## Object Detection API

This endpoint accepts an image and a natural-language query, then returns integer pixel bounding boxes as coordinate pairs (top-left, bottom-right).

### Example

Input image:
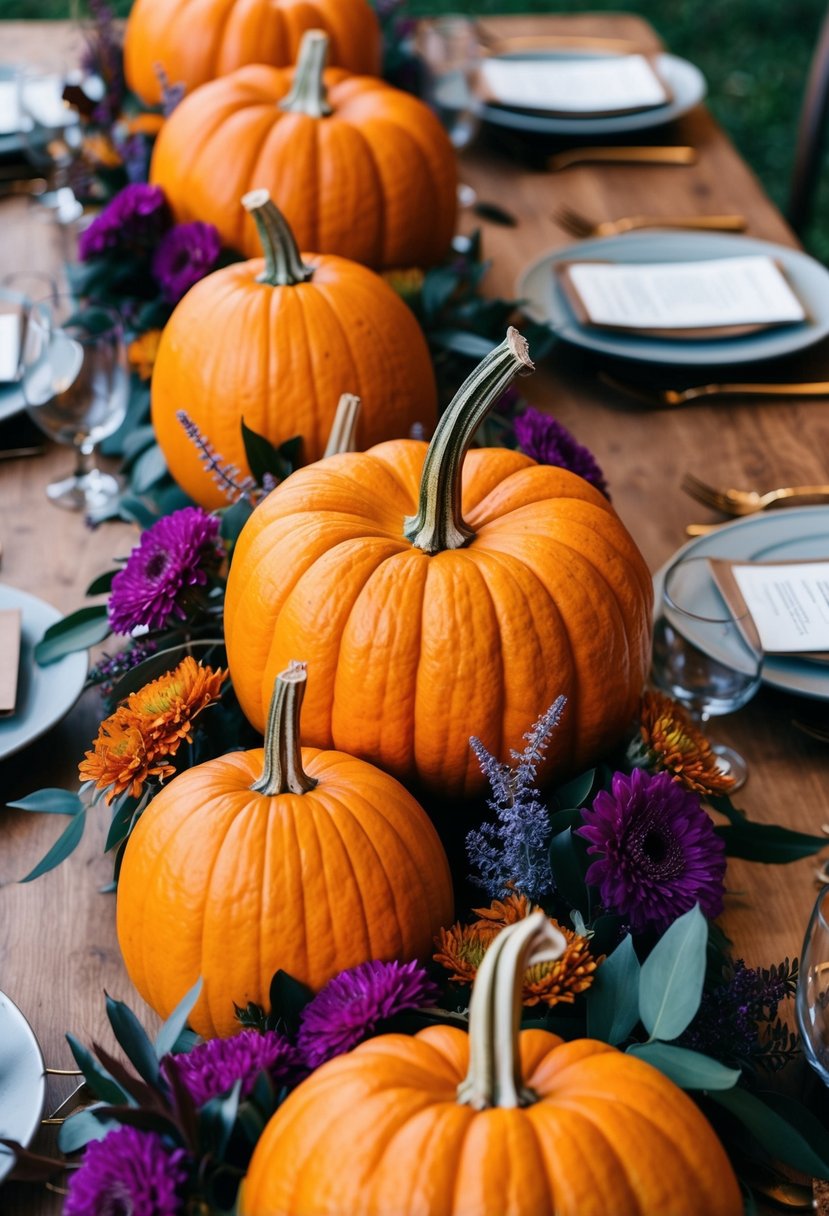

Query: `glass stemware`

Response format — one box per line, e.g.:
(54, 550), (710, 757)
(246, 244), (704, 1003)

(20, 296), (128, 512)
(797, 887), (829, 1086)
(416, 16), (482, 208)
(15, 65), (84, 226)
(651, 553), (763, 789)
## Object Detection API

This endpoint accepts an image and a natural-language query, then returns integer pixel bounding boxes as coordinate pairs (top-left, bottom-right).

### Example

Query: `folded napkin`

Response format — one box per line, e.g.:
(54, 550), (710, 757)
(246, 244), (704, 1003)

(0, 609), (21, 717)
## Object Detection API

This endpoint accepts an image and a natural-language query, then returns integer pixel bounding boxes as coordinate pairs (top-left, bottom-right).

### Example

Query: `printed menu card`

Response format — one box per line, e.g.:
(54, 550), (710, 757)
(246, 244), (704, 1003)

(710, 559), (829, 658)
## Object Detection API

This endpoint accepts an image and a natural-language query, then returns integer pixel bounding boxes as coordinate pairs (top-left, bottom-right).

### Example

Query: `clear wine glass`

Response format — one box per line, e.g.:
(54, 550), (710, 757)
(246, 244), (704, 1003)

(651, 553), (763, 790)
(416, 16), (482, 208)
(797, 887), (829, 1086)
(16, 65), (84, 226)
(20, 296), (128, 512)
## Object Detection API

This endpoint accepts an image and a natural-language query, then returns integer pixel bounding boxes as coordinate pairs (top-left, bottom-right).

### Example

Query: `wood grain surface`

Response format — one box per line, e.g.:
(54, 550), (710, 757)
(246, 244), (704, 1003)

(0, 15), (827, 1213)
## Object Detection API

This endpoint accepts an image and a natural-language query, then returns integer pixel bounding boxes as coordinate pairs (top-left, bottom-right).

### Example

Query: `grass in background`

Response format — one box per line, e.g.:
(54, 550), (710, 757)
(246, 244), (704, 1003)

(3, 0), (827, 256)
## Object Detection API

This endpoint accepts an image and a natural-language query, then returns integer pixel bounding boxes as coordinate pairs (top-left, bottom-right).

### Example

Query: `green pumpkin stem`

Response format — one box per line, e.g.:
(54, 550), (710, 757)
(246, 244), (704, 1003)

(279, 29), (333, 118)
(323, 393), (362, 458)
(242, 190), (314, 287)
(404, 328), (534, 554)
(251, 661), (318, 796)
(457, 912), (566, 1110)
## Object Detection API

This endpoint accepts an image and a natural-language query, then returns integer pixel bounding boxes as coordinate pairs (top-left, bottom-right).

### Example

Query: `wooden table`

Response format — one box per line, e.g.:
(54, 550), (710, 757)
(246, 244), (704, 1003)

(0, 14), (827, 1213)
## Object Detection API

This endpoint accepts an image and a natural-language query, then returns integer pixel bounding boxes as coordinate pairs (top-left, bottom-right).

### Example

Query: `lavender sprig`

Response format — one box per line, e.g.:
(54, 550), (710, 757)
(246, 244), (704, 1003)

(177, 411), (259, 504)
(681, 958), (799, 1073)
(466, 696), (567, 901)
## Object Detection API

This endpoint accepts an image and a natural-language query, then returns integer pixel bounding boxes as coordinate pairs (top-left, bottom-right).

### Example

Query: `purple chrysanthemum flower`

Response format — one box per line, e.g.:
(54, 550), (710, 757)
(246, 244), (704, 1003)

(165, 1029), (304, 1107)
(78, 183), (170, 261)
(513, 407), (610, 497)
(108, 507), (222, 635)
(576, 768), (726, 933)
(64, 1125), (189, 1216)
(297, 959), (439, 1070)
(152, 222), (222, 305)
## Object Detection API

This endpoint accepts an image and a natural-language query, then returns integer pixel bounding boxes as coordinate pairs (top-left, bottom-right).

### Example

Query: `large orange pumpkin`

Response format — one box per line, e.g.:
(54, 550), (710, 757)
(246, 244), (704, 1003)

(224, 329), (653, 798)
(151, 191), (437, 510)
(150, 30), (457, 270)
(116, 662), (454, 1038)
(124, 0), (381, 107)
(240, 913), (742, 1216)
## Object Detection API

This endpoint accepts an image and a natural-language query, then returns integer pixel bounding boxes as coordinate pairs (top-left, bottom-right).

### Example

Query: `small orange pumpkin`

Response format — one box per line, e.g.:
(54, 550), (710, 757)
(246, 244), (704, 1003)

(116, 662), (454, 1038)
(151, 191), (437, 510)
(124, 0), (381, 107)
(240, 913), (742, 1216)
(224, 329), (653, 798)
(150, 30), (457, 270)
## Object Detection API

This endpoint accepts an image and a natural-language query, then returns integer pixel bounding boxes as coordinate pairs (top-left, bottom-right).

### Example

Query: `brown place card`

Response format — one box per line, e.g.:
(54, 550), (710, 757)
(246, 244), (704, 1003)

(0, 608), (21, 716)
(709, 558), (829, 662)
(474, 51), (673, 119)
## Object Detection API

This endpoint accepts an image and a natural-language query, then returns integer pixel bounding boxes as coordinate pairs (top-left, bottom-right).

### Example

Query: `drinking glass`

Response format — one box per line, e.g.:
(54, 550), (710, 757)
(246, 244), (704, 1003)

(651, 553), (763, 789)
(20, 296), (128, 512)
(797, 887), (829, 1086)
(16, 65), (83, 225)
(416, 16), (482, 208)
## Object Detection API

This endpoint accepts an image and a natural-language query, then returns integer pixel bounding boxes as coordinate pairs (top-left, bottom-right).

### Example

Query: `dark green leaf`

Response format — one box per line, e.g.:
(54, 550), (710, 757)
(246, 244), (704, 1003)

(35, 606), (110, 665)
(86, 570), (118, 596)
(429, 328), (495, 359)
(106, 641), (225, 704)
(105, 994), (160, 1086)
(553, 768), (596, 810)
(7, 789), (83, 815)
(221, 498), (254, 548)
(66, 1034), (132, 1106)
(118, 495), (161, 530)
(121, 425), (158, 467)
(268, 970), (314, 1036)
(20, 811), (87, 882)
(58, 1105), (119, 1153)
(711, 1088), (829, 1179)
(639, 904), (707, 1041)
(421, 265), (461, 319)
(104, 796), (141, 853)
(155, 978), (203, 1059)
(241, 419), (291, 483)
(276, 435), (303, 470)
(548, 827), (590, 913)
(199, 1080), (242, 1158)
(716, 820), (826, 863)
(131, 444), (168, 494)
(586, 934), (640, 1045)
(627, 1042), (740, 1090)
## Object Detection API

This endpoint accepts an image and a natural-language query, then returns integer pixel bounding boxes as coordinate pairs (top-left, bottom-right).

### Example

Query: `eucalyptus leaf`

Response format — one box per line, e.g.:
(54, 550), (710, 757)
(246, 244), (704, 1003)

(58, 1106), (119, 1153)
(35, 606), (110, 665)
(711, 1088), (829, 1179)
(200, 1080), (242, 1158)
(421, 265), (460, 320)
(20, 811), (87, 882)
(221, 499), (254, 548)
(626, 1042), (740, 1090)
(586, 935), (640, 1045)
(131, 444), (168, 495)
(7, 789), (84, 815)
(66, 1034), (132, 1106)
(155, 978), (204, 1060)
(105, 993), (160, 1087)
(85, 570), (117, 597)
(118, 495), (161, 529)
(548, 827), (590, 913)
(121, 425), (158, 467)
(639, 904), (707, 1041)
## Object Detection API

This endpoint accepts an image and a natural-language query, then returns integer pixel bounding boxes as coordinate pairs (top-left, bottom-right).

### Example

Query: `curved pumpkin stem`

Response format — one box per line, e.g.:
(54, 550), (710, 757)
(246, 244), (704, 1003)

(404, 328), (534, 554)
(242, 190), (314, 288)
(279, 30), (334, 119)
(323, 393), (362, 458)
(457, 911), (566, 1110)
(251, 661), (318, 796)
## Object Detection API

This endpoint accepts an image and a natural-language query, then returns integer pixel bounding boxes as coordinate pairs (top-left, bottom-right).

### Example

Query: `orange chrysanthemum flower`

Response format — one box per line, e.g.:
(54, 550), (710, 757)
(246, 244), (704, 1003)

(434, 892), (600, 1007)
(79, 658), (225, 802)
(381, 267), (425, 302)
(127, 329), (164, 381)
(631, 690), (735, 796)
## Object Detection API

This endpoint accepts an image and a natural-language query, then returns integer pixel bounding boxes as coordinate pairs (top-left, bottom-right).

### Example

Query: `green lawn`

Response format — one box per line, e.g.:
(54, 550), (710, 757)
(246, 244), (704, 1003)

(4, 0), (827, 256)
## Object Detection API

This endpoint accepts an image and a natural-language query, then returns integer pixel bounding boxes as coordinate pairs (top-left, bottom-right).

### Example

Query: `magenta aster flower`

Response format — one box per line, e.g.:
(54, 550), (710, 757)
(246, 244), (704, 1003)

(165, 1029), (304, 1107)
(78, 183), (170, 260)
(576, 768), (726, 933)
(152, 222), (222, 304)
(64, 1126), (189, 1216)
(297, 959), (439, 1070)
(513, 407), (609, 497)
(108, 507), (222, 635)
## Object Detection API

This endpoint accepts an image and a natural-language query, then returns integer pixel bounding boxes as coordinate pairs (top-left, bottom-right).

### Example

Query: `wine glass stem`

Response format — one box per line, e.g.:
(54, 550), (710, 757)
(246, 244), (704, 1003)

(75, 441), (93, 478)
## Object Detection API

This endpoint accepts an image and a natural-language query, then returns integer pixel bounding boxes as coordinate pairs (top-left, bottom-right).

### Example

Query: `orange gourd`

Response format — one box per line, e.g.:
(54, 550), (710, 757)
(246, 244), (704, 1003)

(240, 912), (742, 1216)
(151, 191), (437, 510)
(224, 329), (653, 798)
(150, 31), (457, 270)
(116, 662), (454, 1039)
(124, 0), (381, 107)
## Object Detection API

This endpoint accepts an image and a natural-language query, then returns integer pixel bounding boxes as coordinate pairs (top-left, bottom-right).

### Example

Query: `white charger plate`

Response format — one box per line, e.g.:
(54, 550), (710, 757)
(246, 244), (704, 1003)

(0, 584), (87, 761)
(518, 230), (829, 367)
(0, 990), (46, 1185)
(653, 507), (829, 700)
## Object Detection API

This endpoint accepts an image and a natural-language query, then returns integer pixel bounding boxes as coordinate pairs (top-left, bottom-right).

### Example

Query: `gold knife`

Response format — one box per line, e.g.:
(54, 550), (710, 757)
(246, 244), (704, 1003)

(548, 146), (697, 171)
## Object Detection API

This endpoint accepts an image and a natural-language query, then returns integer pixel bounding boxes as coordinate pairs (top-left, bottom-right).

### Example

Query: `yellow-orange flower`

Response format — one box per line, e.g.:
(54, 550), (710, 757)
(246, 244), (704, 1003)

(633, 690), (735, 795)
(128, 329), (164, 381)
(435, 892), (600, 1007)
(79, 658), (225, 802)
(381, 267), (425, 302)
(83, 132), (123, 168)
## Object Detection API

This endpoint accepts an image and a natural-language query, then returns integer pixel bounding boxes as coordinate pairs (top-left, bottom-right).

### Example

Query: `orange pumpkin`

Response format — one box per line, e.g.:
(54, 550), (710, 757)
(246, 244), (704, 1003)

(116, 662), (454, 1038)
(224, 329), (653, 798)
(124, 0), (381, 107)
(240, 913), (742, 1216)
(150, 30), (457, 270)
(151, 191), (437, 510)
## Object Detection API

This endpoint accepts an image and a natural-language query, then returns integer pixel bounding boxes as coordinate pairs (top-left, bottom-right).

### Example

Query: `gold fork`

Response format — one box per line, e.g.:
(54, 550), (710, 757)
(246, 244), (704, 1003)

(547, 145), (697, 172)
(553, 205), (747, 238)
(599, 372), (829, 407)
(681, 471), (829, 516)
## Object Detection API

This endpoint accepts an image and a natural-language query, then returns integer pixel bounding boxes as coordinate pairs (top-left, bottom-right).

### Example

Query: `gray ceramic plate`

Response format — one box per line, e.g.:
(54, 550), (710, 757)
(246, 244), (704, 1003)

(0, 584), (87, 760)
(518, 230), (829, 366)
(652, 507), (829, 700)
(472, 51), (706, 136)
(0, 991), (46, 1186)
